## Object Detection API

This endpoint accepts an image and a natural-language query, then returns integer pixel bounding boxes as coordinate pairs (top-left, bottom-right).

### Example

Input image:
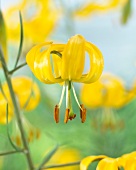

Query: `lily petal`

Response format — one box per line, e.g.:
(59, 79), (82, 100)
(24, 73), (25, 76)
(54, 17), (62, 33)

(97, 157), (119, 170)
(61, 35), (85, 80)
(80, 155), (106, 170)
(77, 42), (104, 83)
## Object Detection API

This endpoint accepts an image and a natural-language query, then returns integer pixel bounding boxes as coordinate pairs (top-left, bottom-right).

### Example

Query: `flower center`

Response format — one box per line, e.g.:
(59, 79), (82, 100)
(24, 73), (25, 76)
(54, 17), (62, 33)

(54, 80), (86, 123)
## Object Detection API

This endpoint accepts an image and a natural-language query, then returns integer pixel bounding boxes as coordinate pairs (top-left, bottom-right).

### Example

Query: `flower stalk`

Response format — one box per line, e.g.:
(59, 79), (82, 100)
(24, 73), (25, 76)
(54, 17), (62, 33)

(0, 47), (34, 170)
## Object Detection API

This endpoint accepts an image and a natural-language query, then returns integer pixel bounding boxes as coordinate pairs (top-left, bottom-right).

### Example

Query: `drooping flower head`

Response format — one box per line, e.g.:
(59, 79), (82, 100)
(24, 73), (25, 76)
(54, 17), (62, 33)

(26, 34), (104, 123)
(80, 73), (135, 130)
(4, 0), (58, 45)
(80, 151), (136, 170)
(81, 73), (135, 109)
(0, 76), (41, 145)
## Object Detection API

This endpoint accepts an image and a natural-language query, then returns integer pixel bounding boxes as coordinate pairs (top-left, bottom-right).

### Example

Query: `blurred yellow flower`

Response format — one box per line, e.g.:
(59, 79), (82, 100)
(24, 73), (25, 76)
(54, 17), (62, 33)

(75, 0), (129, 17)
(0, 76), (40, 124)
(80, 151), (136, 170)
(81, 73), (135, 109)
(4, 0), (58, 45)
(47, 148), (80, 170)
(26, 34), (104, 123)
(80, 73), (135, 130)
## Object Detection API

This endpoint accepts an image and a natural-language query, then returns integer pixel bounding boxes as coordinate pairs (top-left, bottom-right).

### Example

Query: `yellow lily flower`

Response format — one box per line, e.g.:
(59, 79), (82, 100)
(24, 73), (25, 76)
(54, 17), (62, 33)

(80, 151), (136, 170)
(0, 76), (40, 124)
(81, 73), (135, 109)
(0, 76), (41, 145)
(26, 34), (104, 123)
(80, 73), (135, 130)
(75, 0), (129, 17)
(4, 0), (58, 44)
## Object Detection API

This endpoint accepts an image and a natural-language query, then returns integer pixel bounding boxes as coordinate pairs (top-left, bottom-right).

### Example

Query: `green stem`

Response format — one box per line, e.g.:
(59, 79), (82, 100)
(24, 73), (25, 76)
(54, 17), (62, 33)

(9, 62), (27, 75)
(0, 150), (24, 156)
(0, 48), (34, 170)
(36, 145), (58, 170)
(42, 161), (80, 169)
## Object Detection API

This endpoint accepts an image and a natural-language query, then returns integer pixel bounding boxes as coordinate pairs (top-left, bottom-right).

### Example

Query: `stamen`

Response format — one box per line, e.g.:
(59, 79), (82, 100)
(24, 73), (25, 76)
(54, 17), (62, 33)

(64, 109), (70, 123)
(58, 85), (66, 108)
(54, 105), (59, 123)
(71, 83), (83, 111)
(65, 81), (71, 109)
(80, 104), (86, 123)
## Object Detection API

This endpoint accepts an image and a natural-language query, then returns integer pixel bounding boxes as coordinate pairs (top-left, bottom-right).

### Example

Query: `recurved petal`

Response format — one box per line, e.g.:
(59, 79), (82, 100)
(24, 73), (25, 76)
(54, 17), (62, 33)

(39, 45), (64, 83)
(80, 155), (106, 170)
(97, 158), (119, 170)
(77, 42), (104, 83)
(26, 42), (54, 84)
(26, 42), (52, 73)
(61, 34), (85, 80)
(50, 44), (65, 78)
(33, 48), (54, 84)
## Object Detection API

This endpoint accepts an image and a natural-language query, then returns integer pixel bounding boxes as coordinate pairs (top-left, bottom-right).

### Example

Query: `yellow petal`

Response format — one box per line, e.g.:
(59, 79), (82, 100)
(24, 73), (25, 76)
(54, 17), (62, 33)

(77, 42), (104, 83)
(75, 0), (127, 17)
(80, 155), (106, 170)
(61, 34), (85, 80)
(51, 44), (65, 78)
(1, 76), (40, 113)
(5, 0), (58, 44)
(117, 151), (136, 168)
(11, 76), (40, 111)
(97, 157), (119, 170)
(26, 42), (54, 83)
(125, 157), (136, 170)
(37, 44), (64, 83)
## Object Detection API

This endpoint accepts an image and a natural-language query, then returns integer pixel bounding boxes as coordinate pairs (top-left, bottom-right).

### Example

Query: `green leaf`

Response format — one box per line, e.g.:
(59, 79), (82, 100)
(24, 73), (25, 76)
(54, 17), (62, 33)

(121, 0), (132, 24)
(0, 9), (7, 61)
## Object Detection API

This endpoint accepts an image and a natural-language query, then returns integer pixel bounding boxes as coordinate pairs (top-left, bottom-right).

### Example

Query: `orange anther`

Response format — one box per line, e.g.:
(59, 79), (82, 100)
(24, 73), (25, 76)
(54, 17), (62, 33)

(64, 109), (70, 123)
(54, 105), (59, 123)
(80, 104), (86, 123)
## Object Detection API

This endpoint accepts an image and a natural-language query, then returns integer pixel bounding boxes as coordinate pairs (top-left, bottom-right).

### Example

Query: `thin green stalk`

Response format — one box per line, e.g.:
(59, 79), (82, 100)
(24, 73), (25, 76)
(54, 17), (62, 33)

(14, 11), (23, 68)
(9, 62), (27, 75)
(42, 161), (80, 169)
(0, 48), (34, 170)
(0, 150), (24, 156)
